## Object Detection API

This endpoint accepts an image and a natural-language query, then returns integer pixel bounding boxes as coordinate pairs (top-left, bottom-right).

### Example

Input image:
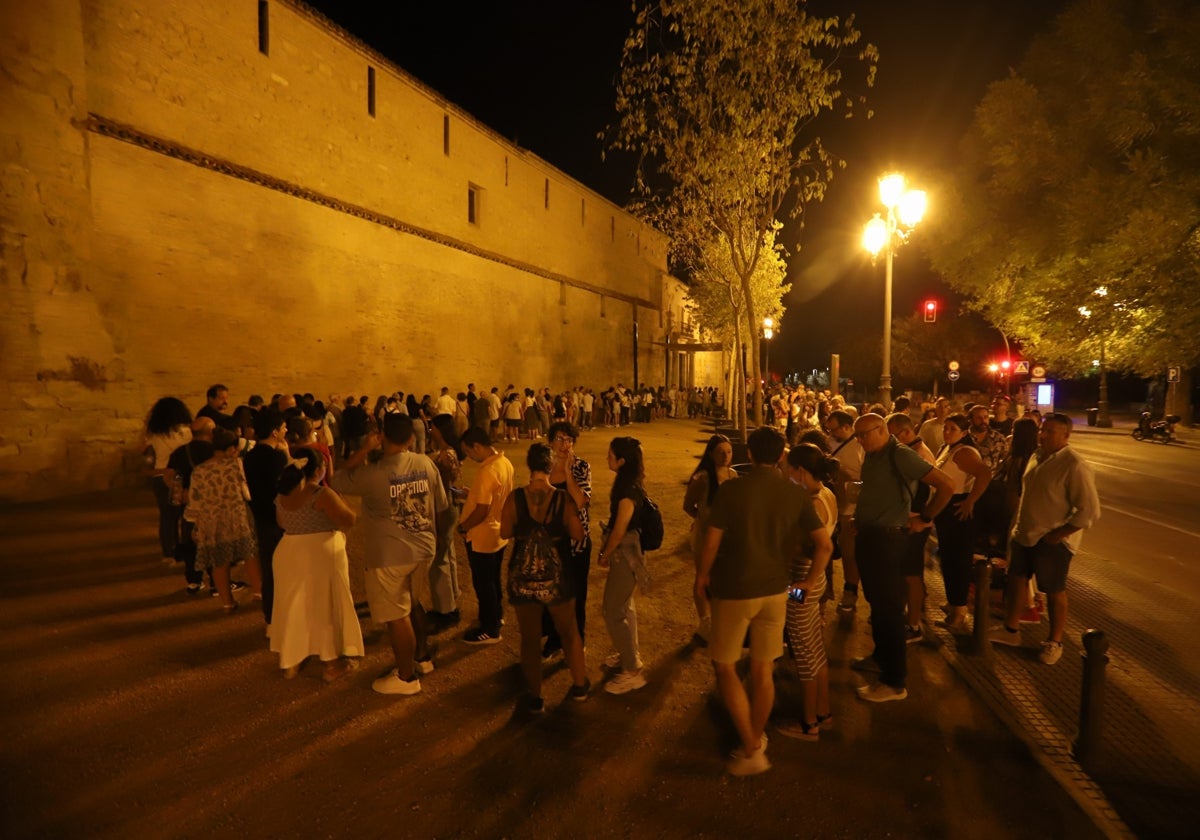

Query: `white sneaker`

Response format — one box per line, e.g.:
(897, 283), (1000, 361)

(603, 651), (644, 670)
(604, 669), (647, 695)
(1038, 640), (1063, 665)
(856, 681), (908, 703)
(415, 658), (435, 675)
(372, 669), (421, 695)
(727, 733), (771, 776)
(988, 625), (1023, 648)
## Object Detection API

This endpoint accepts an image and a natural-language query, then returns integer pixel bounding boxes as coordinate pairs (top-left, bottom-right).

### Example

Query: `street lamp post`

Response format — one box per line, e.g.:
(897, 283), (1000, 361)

(1079, 286), (1112, 428)
(762, 316), (774, 386)
(863, 173), (926, 409)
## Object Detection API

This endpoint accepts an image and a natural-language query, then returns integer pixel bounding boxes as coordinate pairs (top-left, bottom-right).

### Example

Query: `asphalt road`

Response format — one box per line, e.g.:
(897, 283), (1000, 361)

(1068, 432), (1200, 595)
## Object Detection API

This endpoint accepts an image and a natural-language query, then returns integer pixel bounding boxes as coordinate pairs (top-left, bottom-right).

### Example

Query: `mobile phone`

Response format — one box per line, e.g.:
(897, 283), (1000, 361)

(788, 587), (807, 604)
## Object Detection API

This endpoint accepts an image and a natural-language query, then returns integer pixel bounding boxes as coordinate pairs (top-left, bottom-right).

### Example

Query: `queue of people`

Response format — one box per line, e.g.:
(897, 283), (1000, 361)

(143, 383), (1097, 776)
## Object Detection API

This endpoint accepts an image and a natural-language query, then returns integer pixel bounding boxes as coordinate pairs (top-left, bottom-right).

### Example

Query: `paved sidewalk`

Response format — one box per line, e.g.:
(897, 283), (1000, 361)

(921, 554), (1200, 840)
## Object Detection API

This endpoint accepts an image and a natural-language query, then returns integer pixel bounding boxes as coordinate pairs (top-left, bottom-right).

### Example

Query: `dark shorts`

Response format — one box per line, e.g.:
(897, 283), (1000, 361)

(1009, 539), (1072, 593)
(901, 528), (929, 577)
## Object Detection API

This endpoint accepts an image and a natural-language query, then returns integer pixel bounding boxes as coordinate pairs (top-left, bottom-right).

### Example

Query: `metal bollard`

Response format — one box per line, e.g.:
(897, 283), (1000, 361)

(1073, 629), (1110, 763)
(972, 558), (992, 656)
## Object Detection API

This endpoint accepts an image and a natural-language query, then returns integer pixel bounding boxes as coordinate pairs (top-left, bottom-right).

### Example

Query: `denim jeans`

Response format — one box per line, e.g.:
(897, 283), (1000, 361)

(429, 506), (461, 614)
(602, 533), (643, 670)
(152, 477), (181, 559)
(855, 525), (909, 688)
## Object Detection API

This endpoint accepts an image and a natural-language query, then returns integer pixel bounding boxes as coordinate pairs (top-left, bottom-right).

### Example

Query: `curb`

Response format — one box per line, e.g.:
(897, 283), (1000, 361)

(933, 635), (1135, 840)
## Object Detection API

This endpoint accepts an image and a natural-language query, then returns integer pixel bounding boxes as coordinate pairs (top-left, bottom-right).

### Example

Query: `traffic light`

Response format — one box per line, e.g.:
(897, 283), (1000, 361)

(1000, 359), (1011, 373)
(923, 300), (937, 323)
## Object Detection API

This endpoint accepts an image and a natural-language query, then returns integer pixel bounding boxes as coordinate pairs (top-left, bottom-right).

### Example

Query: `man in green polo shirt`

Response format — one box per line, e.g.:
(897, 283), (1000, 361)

(852, 414), (954, 702)
(695, 426), (832, 776)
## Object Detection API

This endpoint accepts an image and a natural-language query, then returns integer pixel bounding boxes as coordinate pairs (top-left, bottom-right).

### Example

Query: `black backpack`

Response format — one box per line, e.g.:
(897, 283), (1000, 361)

(637, 494), (664, 552)
(509, 489), (565, 604)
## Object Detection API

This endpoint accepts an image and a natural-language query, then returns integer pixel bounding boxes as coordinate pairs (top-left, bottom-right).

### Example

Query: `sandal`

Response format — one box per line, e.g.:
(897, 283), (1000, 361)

(322, 658), (360, 684)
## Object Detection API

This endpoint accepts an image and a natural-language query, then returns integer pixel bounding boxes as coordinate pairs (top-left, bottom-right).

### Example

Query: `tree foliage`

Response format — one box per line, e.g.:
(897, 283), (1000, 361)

(924, 0), (1200, 377)
(608, 0), (877, 427)
(686, 227), (789, 430)
(891, 313), (996, 392)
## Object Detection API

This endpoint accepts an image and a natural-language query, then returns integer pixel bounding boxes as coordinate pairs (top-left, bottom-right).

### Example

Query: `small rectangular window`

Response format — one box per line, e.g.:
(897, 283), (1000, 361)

(610, 216), (615, 242)
(367, 66), (376, 117)
(443, 115), (450, 156)
(468, 183), (481, 225)
(258, 1), (269, 56)
(504, 156), (509, 186)
(544, 178), (549, 209)
(581, 198), (586, 225)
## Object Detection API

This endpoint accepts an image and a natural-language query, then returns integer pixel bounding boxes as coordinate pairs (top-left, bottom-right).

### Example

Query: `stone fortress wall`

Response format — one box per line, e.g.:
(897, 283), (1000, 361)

(0, 0), (723, 502)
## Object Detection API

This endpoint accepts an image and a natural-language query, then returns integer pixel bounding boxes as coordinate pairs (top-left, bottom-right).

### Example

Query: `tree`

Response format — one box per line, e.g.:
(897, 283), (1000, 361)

(924, 0), (1200, 380)
(891, 312), (995, 394)
(686, 227), (789, 433)
(608, 0), (876, 430)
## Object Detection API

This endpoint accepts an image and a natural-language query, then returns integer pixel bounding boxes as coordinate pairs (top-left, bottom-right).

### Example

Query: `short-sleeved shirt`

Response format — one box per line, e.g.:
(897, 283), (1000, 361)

(167, 440), (215, 490)
(464, 452), (514, 553)
(856, 437), (933, 528)
(707, 466), (824, 600)
(1012, 445), (1100, 553)
(331, 450), (448, 568)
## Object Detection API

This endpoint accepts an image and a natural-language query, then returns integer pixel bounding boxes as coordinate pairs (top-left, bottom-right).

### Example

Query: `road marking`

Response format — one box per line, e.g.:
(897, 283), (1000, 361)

(1082, 455), (1198, 488)
(1104, 503), (1200, 540)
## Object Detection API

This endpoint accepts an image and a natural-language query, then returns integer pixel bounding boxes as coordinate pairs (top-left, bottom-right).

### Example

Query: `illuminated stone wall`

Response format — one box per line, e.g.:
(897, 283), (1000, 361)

(0, 0), (675, 502)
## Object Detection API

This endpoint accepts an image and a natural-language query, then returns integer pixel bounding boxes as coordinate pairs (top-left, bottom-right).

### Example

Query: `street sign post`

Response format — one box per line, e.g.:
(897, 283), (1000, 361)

(1015, 360), (1030, 374)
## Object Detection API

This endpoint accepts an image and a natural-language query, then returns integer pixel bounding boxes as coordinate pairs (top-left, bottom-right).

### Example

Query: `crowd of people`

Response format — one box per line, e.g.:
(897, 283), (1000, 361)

(143, 380), (1098, 776)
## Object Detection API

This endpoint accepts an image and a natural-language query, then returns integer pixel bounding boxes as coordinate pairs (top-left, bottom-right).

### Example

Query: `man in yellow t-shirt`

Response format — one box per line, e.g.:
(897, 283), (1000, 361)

(457, 426), (514, 644)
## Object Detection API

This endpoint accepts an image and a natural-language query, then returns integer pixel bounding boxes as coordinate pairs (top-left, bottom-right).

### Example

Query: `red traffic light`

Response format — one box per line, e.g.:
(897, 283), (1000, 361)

(1000, 359), (1011, 371)
(923, 300), (937, 323)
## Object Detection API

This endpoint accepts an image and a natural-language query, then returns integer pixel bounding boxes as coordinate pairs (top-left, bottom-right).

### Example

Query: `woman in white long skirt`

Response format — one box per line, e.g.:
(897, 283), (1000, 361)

(271, 450), (363, 681)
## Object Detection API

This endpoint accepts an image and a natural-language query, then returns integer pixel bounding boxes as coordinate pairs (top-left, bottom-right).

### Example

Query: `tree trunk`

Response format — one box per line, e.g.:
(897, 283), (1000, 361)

(737, 270), (763, 428)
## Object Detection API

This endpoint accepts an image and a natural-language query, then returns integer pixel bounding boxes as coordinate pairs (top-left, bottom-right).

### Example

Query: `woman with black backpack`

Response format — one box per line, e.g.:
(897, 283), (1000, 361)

(596, 436), (650, 695)
(500, 443), (590, 713)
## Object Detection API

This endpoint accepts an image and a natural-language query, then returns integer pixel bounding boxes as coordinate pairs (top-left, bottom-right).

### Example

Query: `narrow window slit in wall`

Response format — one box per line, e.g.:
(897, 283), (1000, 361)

(544, 178), (549, 209)
(504, 156), (509, 186)
(581, 198), (586, 225)
(610, 216), (615, 242)
(443, 115), (450, 156)
(367, 66), (376, 117)
(258, 1), (269, 56)
(600, 295), (607, 319)
(468, 183), (481, 225)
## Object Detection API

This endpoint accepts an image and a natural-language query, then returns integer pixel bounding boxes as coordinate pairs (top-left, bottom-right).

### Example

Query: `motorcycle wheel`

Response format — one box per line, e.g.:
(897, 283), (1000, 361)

(1132, 429), (1144, 440)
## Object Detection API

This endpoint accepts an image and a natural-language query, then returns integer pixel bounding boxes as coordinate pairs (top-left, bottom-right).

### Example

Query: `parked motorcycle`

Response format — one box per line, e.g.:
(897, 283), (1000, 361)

(1132, 412), (1180, 443)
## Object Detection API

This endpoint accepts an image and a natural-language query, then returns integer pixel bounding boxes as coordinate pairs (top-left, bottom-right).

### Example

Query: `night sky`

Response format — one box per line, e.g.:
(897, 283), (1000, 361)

(308, 0), (1070, 376)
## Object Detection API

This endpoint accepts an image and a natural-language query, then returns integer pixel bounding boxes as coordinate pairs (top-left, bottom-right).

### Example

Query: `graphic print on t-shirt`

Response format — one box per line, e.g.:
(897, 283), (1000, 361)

(389, 470), (433, 533)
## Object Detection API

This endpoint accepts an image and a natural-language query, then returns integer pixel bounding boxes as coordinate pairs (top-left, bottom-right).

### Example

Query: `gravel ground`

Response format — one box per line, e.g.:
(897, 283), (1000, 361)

(0, 417), (1102, 839)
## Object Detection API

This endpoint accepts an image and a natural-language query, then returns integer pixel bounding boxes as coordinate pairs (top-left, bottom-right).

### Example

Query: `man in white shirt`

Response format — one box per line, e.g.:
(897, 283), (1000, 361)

(989, 413), (1100, 664)
(434, 387), (456, 418)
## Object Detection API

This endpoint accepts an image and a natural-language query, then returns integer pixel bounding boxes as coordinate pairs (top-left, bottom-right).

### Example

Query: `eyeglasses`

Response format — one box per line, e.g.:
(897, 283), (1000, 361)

(553, 435), (574, 444)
